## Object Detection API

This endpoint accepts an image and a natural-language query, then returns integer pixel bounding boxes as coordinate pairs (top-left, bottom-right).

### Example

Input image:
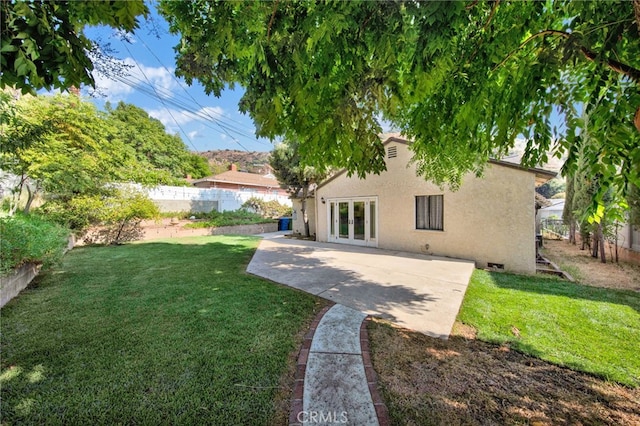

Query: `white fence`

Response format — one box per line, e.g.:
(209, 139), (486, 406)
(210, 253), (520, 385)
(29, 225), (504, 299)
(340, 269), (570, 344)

(133, 184), (291, 213)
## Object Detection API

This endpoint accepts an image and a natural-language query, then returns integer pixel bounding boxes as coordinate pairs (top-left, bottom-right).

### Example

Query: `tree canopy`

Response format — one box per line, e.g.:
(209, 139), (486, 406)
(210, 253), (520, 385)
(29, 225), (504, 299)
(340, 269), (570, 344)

(106, 102), (210, 180)
(1, 0), (148, 94)
(0, 93), (205, 226)
(1, 94), (203, 190)
(270, 142), (326, 199)
(159, 0), (640, 211)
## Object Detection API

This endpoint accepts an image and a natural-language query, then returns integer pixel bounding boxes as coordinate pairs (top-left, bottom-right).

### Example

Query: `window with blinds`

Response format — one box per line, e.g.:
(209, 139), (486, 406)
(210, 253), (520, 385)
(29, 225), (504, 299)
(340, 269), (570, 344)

(415, 195), (444, 231)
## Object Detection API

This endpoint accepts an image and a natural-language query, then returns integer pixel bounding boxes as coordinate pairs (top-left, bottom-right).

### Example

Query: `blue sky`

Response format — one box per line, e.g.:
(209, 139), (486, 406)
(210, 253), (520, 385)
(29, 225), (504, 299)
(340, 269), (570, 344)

(82, 5), (274, 153)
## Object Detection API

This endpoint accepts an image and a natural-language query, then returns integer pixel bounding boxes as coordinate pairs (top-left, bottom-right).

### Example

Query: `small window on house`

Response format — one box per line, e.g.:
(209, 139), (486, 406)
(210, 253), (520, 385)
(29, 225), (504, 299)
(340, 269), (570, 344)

(387, 145), (397, 158)
(416, 195), (444, 231)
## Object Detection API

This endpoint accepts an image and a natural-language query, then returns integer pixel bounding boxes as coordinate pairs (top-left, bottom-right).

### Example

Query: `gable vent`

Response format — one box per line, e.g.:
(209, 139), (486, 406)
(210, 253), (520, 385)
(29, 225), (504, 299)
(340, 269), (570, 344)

(387, 145), (397, 158)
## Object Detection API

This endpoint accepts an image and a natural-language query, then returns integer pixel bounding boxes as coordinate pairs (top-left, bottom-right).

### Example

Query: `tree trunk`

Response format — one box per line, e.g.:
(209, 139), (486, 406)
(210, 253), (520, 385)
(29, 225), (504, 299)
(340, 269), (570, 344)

(569, 221), (576, 244)
(592, 228), (599, 258)
(598, 223), (606, 263)
(114, 220), (128, 245)
(23, 184), (35, 214)
(615, 222), (618, 263)
(580, 228), (590, 251)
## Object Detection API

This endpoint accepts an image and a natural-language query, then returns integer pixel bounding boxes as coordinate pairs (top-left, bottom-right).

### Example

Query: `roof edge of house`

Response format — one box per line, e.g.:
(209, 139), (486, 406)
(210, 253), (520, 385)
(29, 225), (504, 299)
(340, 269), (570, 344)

(316, 135), (557, 190)
(488, 159), (557, 183)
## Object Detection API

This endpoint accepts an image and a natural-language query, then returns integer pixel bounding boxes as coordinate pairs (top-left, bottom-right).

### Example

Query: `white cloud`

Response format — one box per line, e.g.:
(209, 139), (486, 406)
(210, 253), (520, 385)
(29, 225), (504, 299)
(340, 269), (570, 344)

(89, 57), (178, 102)
(187, 130), (200, 139)
(89, 72), (134, 101)
(199, 106), (224, 120)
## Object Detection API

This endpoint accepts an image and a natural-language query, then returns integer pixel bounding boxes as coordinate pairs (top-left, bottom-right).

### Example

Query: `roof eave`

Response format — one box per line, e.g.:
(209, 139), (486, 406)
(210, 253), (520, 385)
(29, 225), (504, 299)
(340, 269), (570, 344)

(488, 159), (557, 185)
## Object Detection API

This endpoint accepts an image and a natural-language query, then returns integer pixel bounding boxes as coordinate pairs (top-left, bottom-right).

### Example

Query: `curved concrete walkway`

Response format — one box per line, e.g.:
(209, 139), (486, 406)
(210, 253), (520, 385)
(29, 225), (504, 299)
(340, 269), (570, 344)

(248, 233), (475, 425)
(290, 304), (389, 426)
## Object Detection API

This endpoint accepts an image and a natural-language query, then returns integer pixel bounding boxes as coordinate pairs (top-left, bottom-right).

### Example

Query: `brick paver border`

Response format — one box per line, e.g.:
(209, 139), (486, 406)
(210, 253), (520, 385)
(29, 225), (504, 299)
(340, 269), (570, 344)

(289, 305), (390, 426)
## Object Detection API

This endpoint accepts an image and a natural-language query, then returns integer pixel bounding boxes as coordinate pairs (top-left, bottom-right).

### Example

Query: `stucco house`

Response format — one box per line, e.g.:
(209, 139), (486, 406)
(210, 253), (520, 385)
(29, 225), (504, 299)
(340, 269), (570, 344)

(291, 136), (556, 274)
(192, 164), (288, 196)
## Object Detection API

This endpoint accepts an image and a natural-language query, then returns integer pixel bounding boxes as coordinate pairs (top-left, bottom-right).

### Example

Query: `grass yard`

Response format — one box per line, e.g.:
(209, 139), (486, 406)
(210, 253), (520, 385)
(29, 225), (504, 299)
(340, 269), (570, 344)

(0, 235), (323, 425)
(369, 270), (640, 425)
(458, 270), (640, 387)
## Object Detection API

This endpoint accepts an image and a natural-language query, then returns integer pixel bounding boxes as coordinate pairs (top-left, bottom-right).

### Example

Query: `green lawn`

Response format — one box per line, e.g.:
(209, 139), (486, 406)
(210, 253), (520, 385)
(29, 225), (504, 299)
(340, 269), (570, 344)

(458, 270), (640, 387)
(0, 235), (321, 424)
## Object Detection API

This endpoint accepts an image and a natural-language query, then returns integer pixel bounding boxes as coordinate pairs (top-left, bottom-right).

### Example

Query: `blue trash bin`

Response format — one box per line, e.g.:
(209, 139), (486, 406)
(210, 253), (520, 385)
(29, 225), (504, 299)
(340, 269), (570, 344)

(278, 217), (292, 231)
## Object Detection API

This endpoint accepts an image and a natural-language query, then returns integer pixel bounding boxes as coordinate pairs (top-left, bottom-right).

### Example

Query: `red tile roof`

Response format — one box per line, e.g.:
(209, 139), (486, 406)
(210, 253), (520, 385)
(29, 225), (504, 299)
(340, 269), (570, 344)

(192, 170), (281, 188)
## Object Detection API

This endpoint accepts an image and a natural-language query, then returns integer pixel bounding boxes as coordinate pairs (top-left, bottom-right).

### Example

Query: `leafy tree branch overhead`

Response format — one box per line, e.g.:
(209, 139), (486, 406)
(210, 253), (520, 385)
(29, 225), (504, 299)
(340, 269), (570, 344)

(1, 0), (148, 94)
(159, 0), (640, 208)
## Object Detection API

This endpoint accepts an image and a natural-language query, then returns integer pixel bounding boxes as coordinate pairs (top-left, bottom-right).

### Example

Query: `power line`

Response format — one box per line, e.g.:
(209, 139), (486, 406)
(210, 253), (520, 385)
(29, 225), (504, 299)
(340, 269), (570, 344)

(134, 33), (260, 133)
(120, 41), (201, 152)
(116, 34), (269, 152)
(113, 69), (258, 140)
(108, 72), (255, 151)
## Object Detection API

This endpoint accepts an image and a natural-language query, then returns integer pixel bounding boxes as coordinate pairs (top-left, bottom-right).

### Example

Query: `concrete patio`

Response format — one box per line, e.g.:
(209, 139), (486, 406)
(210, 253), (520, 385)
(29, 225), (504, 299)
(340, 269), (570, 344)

(247, 233), (475, 338)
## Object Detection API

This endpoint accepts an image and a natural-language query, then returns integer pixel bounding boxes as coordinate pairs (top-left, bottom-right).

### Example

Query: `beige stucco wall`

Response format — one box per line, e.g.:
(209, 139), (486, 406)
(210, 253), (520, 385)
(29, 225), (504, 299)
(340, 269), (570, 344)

(292, 198), (317, 236)
(315, 141), (537, 274)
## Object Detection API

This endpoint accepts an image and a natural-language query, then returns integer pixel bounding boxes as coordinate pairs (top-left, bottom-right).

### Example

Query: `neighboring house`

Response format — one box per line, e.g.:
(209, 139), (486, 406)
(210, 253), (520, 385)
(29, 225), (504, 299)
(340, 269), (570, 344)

(538, 199), (565, 221)
(616, 222), (640, 263)
(293, 136), (556, 274)
(192, 164), (288, 196)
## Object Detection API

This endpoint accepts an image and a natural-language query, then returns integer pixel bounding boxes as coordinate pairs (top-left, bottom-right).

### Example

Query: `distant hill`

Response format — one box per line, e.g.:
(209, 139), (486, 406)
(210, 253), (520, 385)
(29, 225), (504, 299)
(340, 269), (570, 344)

(497, 138), (564, 173)
(196, 150), (272, 175)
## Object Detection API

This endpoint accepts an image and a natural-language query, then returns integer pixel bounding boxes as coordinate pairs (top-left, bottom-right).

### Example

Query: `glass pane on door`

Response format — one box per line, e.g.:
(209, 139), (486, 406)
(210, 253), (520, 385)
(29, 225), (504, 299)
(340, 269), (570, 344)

(353, 201), (365, 240)
(330, 202), (335, 237)
(339, 202), (349, 238)
(369, 200), (376, 239)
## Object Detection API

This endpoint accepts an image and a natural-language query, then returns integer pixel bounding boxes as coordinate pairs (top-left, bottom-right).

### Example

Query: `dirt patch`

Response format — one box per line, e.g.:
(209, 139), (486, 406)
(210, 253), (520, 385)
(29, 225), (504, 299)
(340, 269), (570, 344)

(541, 240), (640, 292)
(368, 318), (640, 426)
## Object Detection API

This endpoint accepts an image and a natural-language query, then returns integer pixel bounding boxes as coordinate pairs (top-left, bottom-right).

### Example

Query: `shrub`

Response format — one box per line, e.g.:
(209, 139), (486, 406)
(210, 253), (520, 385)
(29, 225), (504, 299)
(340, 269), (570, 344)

(0, 214), (69, 275)
(40, 188), (160, 245)
(39, 195), (106, 231)
(241, 197), (292, 218)
(184, 209), (275, 229)
(82, 189), (160, 245)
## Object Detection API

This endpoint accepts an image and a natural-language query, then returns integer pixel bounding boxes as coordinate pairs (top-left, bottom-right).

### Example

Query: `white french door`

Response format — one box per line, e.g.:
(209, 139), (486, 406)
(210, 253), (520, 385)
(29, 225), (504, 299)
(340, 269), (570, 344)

(327, 197), (377, 247)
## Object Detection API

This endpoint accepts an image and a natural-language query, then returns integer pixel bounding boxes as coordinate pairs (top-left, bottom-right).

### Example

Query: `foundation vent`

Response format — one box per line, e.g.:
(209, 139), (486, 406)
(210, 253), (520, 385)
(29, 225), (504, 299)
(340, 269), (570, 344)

(487, 262), (505, 271)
